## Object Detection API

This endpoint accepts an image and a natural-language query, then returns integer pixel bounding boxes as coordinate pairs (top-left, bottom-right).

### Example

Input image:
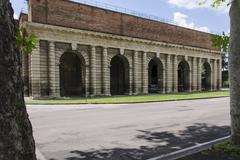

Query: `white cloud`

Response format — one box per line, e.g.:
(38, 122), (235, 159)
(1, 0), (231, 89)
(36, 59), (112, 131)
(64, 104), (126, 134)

(168, 0), (229, 12)
(169, 0), (203, 9)
(14, 13), (19, 19)
(173, 12), (210, 32)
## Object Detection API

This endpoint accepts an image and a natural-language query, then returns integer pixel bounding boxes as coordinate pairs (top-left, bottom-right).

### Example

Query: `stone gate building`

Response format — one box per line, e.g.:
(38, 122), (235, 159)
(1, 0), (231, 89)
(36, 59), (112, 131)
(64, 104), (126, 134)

(20, 0), (222, 99)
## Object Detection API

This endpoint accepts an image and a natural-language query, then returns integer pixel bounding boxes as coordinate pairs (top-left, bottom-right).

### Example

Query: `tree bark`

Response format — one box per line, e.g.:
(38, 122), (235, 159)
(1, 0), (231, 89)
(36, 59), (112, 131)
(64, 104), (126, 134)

(229, 0), (240, 145)
(0, 0), (37, 159)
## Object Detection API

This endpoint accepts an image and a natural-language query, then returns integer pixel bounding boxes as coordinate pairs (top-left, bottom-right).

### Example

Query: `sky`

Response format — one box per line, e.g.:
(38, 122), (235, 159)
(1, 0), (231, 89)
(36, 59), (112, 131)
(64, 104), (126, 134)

(10, 0), (230, 35)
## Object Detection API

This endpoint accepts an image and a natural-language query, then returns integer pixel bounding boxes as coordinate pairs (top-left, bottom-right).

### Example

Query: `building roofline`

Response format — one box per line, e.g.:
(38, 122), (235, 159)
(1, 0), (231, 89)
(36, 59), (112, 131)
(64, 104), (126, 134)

(63, 0), (217, 36)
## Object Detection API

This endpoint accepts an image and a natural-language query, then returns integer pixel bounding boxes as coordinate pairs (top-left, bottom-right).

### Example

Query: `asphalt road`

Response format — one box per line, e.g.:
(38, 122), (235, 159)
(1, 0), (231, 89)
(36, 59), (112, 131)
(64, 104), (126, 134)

(27, 97), (231, 160)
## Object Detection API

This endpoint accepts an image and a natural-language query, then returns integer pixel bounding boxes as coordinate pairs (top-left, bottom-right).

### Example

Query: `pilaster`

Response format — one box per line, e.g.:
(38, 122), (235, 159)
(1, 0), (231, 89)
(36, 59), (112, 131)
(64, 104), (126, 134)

(31, 41), (41, 99)
(197, 58), (202, 91)
(133, 50), (138, 95)
(48, 41), (59, 97)
(219, 59), (222, 89)
(166, 54), (172, 93)
(162, 67), (166, 94)
(173, 55), (178, 93)
(192, 57), (198, 91)
(129, 65), (133, 95)
(102, 47), (110, 96)
(209, 59), (214, 91)
(85, 65), (90, 97)
(90, 45), (97, 96)
(214, 59), (218, 90)
(186, 56), (192, 92)
(142, 52), (148, 94)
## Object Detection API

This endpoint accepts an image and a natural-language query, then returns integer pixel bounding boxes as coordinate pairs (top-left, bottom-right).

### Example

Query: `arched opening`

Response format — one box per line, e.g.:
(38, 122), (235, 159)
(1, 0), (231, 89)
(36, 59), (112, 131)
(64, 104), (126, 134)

(178, 60), (190, 92)
(148, 58), (164, 93)
(60, 52), (85, 96)
(110, 55), (129, 95)
(202, 62), (212, 91)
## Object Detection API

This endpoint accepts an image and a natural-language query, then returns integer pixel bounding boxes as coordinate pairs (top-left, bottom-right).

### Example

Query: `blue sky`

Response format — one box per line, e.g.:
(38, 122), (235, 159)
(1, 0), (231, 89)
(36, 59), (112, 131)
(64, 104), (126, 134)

(10, 0), (229, 34)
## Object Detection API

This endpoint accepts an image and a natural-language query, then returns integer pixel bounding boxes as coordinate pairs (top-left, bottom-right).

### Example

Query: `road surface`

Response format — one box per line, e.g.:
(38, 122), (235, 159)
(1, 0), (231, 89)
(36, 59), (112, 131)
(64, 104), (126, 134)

(28, 97), (230, 160)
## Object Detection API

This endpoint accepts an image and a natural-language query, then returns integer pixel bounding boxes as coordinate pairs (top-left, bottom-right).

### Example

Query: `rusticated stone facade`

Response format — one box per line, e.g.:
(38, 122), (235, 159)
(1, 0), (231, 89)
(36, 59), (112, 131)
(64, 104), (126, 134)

(20, 0), (222, 99)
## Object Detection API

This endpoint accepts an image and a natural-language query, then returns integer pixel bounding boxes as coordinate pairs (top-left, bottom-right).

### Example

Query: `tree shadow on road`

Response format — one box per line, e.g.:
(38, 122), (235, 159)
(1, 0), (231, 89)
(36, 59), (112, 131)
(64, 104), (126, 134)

(49, 123), (230, 160)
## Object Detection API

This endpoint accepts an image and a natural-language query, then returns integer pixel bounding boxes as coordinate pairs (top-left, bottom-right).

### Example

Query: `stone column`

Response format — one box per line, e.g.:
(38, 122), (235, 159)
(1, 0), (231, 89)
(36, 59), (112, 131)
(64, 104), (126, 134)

(214, 59), (218, 90)
(90, 45), (96, 96)
(129, 65), (133, 95)
(31, 41), (41, 99)
(102, 47), (110, 96)
(133, 50), (138, 95)
(55, 49), (61, 97)
(219, 59), (222, 89)
(142, 52), (148, 94)
(166, 54), (172, 93)
(173, 55), (178, 93)
(197, 58), (202, 91)
(186, 56), (192, 92)
(192, 57), (198, 91)
(48, 41), (58, 97)
(162, 64), (166, 94)
(85, 65), (90, 97)
(209, 59), (214, 91)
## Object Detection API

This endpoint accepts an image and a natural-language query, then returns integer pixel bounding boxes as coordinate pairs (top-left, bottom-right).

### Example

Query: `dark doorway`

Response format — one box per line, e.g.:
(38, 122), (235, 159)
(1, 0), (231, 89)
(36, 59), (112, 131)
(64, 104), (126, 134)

(178, 61), (190, 92)
(202, 62), (211, 91)
(148, 58), (163, 93)
(60, 53), (84, 96)
(110, 55), (129, 95)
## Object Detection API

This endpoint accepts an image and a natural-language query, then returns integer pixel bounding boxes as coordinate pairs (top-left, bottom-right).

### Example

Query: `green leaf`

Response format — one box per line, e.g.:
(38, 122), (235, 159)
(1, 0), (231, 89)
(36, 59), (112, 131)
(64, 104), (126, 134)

(212, 32), (229, 52)
(16, 27), (38, 54)
(199, 0), (229, 8)
(211, 0), (227, 7)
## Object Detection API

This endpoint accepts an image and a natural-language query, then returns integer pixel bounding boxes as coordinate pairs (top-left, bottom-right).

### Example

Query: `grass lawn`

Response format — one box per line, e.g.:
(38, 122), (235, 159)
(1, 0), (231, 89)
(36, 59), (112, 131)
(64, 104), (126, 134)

(179, 141), (240, 160)
(25, 91), (229, 105)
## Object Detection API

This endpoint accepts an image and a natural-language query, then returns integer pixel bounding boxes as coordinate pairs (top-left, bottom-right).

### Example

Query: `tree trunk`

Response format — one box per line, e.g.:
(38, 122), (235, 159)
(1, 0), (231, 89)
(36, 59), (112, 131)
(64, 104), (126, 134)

(0, 0), (37, 159)
(229, 0), (240, 145)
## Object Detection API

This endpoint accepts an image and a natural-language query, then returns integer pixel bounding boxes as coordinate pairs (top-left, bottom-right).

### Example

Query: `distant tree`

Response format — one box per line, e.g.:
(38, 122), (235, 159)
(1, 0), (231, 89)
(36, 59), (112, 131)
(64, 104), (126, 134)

(0, 0), (37, 159)
(212, 32), (229, 70)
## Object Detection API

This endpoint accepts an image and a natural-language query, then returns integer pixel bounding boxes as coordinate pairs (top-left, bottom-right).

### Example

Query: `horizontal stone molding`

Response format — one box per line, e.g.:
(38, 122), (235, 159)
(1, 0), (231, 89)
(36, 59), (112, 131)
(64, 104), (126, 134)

(23, 22), (222, 56)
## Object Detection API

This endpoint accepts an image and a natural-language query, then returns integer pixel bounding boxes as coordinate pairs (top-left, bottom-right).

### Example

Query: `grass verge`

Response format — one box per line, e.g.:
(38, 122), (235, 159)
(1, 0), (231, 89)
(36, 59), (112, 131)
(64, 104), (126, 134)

(25, 91), (229, 105)
(210, 141), (240, 156)
(179, 141), (240, 160)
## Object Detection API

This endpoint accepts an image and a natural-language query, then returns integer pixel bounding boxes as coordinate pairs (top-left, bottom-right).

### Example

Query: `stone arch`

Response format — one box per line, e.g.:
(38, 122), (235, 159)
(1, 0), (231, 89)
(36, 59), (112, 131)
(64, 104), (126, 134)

(178, 60), (190, 92)
(107, 52), (132, 69)
(202, 62), (212, 91)
(110, 54), (130, 95)
(55, 47), (89, 67)
(59, 52), (86, 96)
(147, 52), (157, 63)
(148, 57), (164, 93)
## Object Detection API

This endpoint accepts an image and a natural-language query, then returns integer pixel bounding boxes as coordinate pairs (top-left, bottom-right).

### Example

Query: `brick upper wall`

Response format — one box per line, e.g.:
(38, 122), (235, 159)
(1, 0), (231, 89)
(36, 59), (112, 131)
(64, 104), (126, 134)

(19, 13), (28, 24)
(28, 0), (218, 50)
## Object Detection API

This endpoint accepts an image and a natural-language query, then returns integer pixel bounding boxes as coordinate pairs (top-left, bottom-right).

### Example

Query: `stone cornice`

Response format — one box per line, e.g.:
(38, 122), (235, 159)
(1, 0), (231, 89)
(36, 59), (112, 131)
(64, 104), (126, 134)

(23, 22), (222, 55)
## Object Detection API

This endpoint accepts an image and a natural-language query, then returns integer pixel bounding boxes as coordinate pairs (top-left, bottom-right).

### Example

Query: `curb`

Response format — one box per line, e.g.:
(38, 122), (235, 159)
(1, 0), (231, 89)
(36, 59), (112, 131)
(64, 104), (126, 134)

(147, 136), (230, 160)
(36, 147), (47, 160)
(26, 96), (229, 105)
